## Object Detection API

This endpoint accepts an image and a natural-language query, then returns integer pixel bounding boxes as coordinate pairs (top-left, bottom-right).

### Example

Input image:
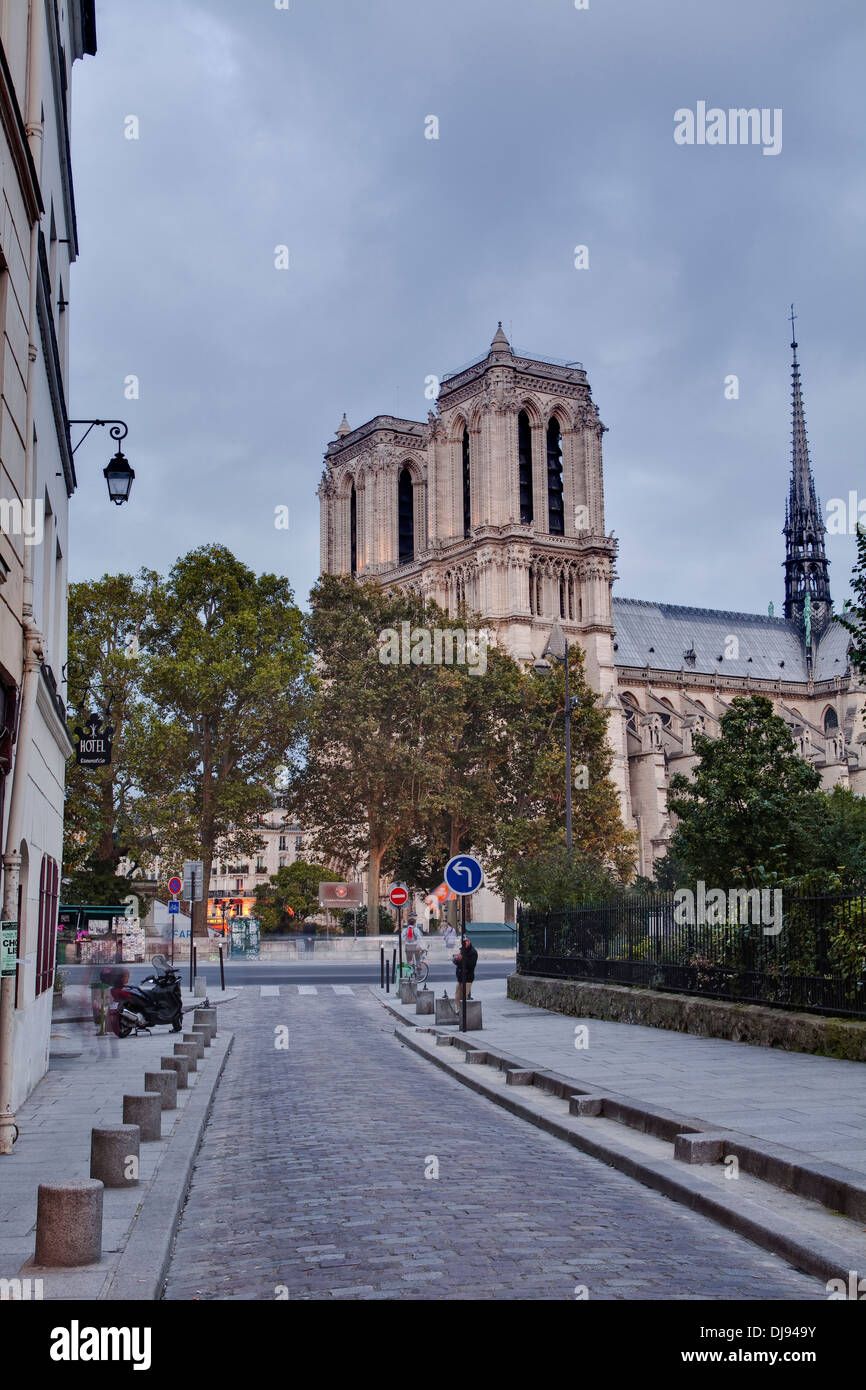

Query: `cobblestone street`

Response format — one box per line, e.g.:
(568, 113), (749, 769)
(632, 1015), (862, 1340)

(163, 988), (824, 1301)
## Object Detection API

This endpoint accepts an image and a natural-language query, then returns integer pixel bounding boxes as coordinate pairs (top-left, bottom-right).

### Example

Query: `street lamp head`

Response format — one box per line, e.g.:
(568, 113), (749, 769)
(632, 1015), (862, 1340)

(104, 449), (134, 505)
(533, 657), (552, 675)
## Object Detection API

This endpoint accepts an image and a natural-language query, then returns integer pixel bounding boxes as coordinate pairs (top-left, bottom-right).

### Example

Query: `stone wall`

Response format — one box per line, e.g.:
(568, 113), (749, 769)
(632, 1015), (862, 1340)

(508, 973), (866, 1062)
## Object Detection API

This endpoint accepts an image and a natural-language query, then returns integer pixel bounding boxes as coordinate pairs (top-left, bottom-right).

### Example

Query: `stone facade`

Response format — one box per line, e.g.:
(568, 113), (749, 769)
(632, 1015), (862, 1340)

(318, 324), (866, 885)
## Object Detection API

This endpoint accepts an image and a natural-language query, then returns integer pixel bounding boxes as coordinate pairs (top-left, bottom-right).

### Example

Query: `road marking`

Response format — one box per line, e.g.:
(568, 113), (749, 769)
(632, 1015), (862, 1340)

(260, 985), (280, 997)
(332, 985), (354, 995)
(297, 985), (318, 995)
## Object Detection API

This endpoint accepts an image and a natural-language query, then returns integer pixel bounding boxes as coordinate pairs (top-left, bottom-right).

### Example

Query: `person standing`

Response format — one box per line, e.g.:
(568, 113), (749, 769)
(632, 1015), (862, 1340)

(402, 914), (424, 972)
(454, 935), (478, 1004)
(442, 921), (457, 954)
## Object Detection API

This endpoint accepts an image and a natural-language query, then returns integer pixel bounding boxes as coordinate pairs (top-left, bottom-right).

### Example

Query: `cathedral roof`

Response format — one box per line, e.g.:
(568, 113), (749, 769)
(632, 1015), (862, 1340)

(612, 597), (851, 683)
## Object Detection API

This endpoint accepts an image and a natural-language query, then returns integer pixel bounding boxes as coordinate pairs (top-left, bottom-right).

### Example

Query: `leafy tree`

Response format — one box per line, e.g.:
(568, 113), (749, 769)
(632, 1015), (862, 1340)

(837, 523), (866, 673)
(138, 545), (311, 935)
(293, 575), (464, 923)
(665, 695), (822, 886)
(63, 571), (156, 880)
(490, 643), (637, 899)
(61, 857), (136, 907)
(253, 860), (342, 932)
(504, 845), (621, 912)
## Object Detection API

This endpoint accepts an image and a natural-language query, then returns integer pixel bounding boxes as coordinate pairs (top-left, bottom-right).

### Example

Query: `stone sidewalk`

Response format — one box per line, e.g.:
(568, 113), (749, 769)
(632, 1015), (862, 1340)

(0, 984), (237, 1299)
(378, 978), (866, 1178)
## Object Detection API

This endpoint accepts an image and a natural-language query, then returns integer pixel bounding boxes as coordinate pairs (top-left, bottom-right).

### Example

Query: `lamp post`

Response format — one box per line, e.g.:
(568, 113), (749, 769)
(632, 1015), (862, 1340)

(534, 620), (579, 850)
(68, 420), (135, 504)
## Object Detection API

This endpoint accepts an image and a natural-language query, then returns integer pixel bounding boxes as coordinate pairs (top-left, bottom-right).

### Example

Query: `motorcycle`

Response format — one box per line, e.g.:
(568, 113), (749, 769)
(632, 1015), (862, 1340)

(103, 955), (204, 1038)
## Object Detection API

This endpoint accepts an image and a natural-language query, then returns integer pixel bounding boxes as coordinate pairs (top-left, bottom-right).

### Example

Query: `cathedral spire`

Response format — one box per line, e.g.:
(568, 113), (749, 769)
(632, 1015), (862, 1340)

(782, 305), (831, 648)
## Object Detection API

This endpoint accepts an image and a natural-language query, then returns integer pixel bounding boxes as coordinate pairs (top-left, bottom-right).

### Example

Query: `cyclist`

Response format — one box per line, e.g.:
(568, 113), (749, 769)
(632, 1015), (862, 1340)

(402, 913), (425, 974)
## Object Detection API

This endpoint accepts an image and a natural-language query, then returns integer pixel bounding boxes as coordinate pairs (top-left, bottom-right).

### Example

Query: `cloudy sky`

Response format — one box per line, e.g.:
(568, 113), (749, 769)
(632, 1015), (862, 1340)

(69, 0), (865, 617)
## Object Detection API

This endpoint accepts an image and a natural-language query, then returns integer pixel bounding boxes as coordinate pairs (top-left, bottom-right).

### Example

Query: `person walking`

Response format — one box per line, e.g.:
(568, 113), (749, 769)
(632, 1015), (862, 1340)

(454, 935), (478, 1004)
(442, 921), (457, 954)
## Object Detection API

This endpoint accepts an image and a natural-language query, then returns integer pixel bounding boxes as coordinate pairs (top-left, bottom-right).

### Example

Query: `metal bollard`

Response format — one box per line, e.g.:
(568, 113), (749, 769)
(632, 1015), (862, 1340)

(219, 946), (225, 992)
(385, 959), (390, 994)
(380, 946), (384, 988)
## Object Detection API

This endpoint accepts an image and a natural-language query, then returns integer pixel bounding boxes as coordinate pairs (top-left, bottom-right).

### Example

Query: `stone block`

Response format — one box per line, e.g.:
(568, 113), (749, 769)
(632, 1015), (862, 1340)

(90, 1126), (140, 1189)
(182, 1033), (205, 1059)
(398, 980), (417, 1004)
(505, 1069), (534, 1086)
(193, 976), (208, 997)
(190, 1025), (211, 1049)
(457, 1000), (483, 1031)
(569, 1095), (604, 1117)
(674, 1132), (725, 1165)
(415, 989), (434, 1014)
(144, 1070), (178, 1111)
(173, 1041), (198, 1073)
(122, 1092), (163, 1142)
(435, 996), (459, 1025)
(162, 1054), (189, 1088)
(193, 1008), (217, 1040)
(464, 1050), (489, 1065)
(35, 1180), (103, 1267)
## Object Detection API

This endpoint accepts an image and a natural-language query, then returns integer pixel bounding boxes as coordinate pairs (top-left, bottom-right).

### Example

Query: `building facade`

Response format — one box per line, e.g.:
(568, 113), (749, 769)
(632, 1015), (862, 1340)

(0, 1), (97, 1141)
(318, 323), (866, 888)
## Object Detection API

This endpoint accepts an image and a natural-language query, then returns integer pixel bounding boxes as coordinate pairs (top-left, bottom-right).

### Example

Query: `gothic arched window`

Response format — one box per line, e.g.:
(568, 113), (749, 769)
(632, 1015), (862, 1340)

(547, 418), (564, 535)
(349, 482), (357, 575)
(824, 707), (839, 733)
(462, 428), (471, 538)
(398, 467), (414, 564)
(518, 411), (533, 525)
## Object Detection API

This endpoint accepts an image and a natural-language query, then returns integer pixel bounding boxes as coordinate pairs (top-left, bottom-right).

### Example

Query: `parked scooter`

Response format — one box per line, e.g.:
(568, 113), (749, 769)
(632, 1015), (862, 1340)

(103, 955), (205, 1037)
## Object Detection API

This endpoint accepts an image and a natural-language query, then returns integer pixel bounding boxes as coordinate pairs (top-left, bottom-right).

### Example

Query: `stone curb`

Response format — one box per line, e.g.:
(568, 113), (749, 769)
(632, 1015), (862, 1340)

(98, 1029), (234, 1301)
(393, 1022), (865, 1285)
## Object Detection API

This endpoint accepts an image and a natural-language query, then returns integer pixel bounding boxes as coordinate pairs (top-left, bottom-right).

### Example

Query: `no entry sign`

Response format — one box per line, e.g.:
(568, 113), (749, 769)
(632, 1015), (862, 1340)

(389, 885), (409, 908)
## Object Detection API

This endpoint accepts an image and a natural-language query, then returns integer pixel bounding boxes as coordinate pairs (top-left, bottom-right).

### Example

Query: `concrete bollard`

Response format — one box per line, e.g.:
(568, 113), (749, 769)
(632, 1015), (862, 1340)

(90, 1125), (140, 1188)
(34, 1179), (103, 1267)
(398, 980), (417, 1004)
(457, 1000), (483, 1031)
(173, 1041), (198, 1073)
(144, 1070), (178, 1111)
(193, 975), (208, 998)
(162, 1054), (189, 1088)
(435, 996), (459, 1025)
(122, 1092), (163, 1142)
(415, 989), (434, 1015)
(193, 1007), (217, 1040)
(182, 1033), (205, 1059)
(190, 1025), (211, 1050)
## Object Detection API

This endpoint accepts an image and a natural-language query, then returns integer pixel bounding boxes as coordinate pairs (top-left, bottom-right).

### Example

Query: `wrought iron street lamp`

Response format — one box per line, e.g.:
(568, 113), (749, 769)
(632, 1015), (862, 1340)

(534, 620), (579, 850)
(68, 419), (135, 504)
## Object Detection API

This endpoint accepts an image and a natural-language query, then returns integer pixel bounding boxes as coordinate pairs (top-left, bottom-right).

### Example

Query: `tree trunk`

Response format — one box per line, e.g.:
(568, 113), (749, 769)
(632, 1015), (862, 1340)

(97, 772), (116, 862)
(192, 850), (211, 938)
(367, 842), (384, 934)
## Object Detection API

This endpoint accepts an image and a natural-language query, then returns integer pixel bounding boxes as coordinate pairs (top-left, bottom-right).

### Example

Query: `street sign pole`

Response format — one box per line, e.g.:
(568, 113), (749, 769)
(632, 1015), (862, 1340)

(397, 906), (403, 976)
(461, 895), (467, 1032)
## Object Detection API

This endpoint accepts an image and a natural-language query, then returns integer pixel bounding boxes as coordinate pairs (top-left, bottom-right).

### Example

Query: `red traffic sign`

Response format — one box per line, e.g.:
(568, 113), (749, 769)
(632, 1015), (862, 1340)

(389, 885), (409, 907)
(168, 876), (182, 896)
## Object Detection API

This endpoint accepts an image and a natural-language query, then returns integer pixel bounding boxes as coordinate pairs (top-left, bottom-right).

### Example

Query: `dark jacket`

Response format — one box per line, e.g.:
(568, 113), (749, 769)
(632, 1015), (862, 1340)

(454, 943), (478, 983)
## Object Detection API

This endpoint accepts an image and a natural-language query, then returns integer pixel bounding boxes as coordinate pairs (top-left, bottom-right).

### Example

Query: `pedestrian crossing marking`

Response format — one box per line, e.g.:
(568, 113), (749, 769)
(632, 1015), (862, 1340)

(260, 985), (280, 997)
(332, 985), (354, 995)
(297, 985), (318, 994)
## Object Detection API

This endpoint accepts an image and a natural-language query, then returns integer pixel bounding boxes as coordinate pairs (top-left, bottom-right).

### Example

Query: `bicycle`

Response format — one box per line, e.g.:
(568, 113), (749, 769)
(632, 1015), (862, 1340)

(397, 949), (429, 985)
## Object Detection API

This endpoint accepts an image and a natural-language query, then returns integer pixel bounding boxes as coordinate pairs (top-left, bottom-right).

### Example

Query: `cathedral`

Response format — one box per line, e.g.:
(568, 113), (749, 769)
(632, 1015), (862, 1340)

(318, 323), (866, 880)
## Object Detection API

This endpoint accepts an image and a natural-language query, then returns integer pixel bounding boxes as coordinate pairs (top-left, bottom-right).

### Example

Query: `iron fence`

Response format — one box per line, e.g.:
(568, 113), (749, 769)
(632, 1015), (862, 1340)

(517, 890), (866, 1018)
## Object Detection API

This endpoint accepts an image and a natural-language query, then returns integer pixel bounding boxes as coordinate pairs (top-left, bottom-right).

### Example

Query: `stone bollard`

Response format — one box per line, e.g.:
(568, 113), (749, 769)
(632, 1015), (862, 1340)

(457, 1000), (483, 1031)
(193, 1008), (217, 1040)
(173, 1041), (198, 1073)
(193, 975), (208, 998)
(144, 1070), (178, 1111)
(122, 1092), (163, 1142)
(435, 995), (459, 1025)
(190, 1025), (211, 1050)
(415, 988), (434, 1015)
(182, 1033), (205, 1059)
(34, 1179), (103, 1267)
(398, 980), (417, 1004)
(90, 1125), (140, 1188)
(162, 1054), (189, 1089)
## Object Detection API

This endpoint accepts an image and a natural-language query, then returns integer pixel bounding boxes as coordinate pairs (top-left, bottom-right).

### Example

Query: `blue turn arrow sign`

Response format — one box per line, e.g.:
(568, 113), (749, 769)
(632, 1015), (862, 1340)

(444, 854), (484, 896)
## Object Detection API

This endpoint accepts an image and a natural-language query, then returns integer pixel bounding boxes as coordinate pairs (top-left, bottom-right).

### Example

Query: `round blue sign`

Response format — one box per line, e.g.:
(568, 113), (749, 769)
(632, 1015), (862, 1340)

(444, 854), (484, 895)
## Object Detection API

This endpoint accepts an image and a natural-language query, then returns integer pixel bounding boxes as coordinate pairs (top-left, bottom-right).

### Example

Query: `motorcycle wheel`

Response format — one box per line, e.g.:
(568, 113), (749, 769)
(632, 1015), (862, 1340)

(117, 1017), (133, 1039)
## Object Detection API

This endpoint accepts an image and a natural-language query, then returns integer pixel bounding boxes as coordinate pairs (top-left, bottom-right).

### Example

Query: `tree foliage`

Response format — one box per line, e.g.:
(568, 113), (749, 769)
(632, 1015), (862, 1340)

(252, 860), (341, 932)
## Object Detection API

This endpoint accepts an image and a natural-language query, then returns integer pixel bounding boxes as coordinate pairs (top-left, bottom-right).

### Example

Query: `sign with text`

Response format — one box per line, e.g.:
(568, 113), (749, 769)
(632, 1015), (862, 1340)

(73, 712), (114, 768)
(1, 921), (18, 977)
